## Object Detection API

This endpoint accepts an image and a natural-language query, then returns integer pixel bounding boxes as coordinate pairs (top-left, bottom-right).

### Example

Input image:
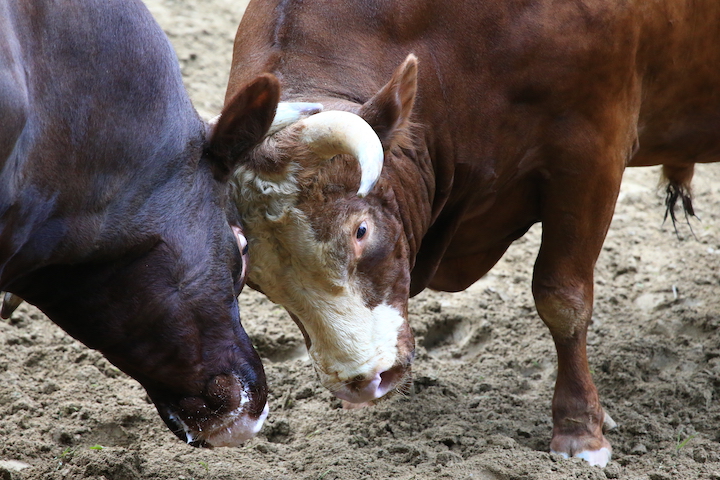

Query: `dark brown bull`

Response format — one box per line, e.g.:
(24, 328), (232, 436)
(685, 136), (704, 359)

(223, 0), (720, 465)
(0, 0), (279, 447)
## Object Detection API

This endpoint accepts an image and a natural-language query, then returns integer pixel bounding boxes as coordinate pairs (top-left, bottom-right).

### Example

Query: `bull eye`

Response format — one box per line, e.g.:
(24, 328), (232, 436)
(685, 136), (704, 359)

(356, 221), (368, 240)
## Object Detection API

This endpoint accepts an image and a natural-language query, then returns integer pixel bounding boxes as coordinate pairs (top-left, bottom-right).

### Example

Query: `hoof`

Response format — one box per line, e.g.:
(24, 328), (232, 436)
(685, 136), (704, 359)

(551, 447), (611, 467)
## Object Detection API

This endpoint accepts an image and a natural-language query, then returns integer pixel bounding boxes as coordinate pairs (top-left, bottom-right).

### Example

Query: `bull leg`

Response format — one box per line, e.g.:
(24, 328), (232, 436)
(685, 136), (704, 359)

(531, 161), (624, 467)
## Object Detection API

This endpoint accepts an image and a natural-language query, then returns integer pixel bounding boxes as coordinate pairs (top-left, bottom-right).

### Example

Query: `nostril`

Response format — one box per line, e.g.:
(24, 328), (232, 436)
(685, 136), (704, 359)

(332, 364), (409, 404)
(377, 364), (406, 396)
(347, 374), (374, 392)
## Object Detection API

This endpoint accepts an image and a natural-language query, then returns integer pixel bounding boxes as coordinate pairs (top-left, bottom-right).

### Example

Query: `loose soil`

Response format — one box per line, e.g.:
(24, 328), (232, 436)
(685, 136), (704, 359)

(1, 1), (719, 479)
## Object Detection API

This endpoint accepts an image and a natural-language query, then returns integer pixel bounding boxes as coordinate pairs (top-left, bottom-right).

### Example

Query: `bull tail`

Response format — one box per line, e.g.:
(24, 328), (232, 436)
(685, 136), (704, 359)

(661, 164), (698, 239)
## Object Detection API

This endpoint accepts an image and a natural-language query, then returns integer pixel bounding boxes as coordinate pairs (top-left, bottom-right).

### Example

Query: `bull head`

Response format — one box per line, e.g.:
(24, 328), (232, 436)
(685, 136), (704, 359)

(2, 74), (280, 448)
(225, 55), (419, 404)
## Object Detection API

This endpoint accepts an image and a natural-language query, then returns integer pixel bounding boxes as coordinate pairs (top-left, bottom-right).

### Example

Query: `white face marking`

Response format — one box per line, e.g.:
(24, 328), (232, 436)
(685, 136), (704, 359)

(232, 165), (407, 388)
(303, 296), (406, 383)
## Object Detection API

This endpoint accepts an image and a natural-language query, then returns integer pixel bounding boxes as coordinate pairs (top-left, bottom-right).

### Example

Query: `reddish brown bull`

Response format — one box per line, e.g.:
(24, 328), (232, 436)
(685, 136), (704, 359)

(0, 0), (280, 447)
(222, 0), (720, 465)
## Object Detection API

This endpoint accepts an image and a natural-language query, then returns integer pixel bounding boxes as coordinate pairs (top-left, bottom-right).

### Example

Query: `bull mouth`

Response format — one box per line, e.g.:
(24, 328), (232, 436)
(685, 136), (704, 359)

(203, 401), (270, 447)
(159, 380), (269, 448)
(163, 401), (269, 448)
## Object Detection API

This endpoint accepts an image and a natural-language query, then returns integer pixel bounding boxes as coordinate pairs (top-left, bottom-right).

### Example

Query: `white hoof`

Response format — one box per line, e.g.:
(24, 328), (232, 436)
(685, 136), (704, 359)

(551, 447), (611, 467)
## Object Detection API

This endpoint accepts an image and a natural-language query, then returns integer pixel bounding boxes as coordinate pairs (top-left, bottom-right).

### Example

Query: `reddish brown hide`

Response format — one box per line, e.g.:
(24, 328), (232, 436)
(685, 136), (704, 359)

(225, 0), (720, 466)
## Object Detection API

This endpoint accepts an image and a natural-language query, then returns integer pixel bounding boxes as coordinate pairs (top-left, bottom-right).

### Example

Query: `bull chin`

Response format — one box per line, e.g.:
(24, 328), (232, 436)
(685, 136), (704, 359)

(202, 401), (270, 447)
(158, 400), (269, 448)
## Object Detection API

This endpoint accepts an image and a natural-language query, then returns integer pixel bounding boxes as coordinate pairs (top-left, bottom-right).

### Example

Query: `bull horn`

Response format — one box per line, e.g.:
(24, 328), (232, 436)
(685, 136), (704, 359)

(296, 110), (384, 196)
(207, 114), (221, 126)
(1, 292), (23, 319)
(269, 102), (324, 136)
(208, 102), (323, 137)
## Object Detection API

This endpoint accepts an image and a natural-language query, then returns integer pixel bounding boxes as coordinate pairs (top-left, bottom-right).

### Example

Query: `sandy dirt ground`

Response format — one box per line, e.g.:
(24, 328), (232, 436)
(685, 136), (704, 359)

(1, 1), (720, 479)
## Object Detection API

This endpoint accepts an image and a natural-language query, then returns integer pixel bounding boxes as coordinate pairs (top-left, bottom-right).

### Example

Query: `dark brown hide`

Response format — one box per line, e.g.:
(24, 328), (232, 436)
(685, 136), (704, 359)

(227, 0), (720, 464)
(0, 0), (279, 446)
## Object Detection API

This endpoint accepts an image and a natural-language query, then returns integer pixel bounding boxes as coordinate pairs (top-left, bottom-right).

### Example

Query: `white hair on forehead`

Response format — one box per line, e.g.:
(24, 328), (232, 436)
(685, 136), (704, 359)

(233, 165), (345, 293)
(231, 165), (301, 222)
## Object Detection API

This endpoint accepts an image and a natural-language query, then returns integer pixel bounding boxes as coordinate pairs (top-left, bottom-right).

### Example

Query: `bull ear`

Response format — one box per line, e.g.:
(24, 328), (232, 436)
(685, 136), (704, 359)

(359, 54), (418, 151)
(208, 74), (280, 181)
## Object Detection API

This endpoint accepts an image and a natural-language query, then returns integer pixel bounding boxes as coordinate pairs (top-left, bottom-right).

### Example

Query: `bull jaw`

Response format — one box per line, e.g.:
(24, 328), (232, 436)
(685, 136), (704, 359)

(165, 387), (269, 447)
(203, 401), (270, 447)
(305, 302), (409, 404)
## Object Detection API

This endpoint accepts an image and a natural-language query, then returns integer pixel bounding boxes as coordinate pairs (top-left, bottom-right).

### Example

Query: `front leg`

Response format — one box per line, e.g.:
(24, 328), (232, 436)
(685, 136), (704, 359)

(541, 314), (611, 466)
(532, 154), (625, 467)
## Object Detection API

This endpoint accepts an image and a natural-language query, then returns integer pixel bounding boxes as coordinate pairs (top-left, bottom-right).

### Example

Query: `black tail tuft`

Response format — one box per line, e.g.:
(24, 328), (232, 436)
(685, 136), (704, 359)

(663, 181), (699, 239)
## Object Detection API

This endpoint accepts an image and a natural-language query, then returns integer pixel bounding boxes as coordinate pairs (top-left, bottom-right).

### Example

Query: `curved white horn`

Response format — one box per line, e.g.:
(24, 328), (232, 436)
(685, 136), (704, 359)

(211, 103), (323, 137)
(269, 102), (324, 136)
(208, 114), (221, 126)
(1, 292), (23, 319)
(296, 111), (384, 196)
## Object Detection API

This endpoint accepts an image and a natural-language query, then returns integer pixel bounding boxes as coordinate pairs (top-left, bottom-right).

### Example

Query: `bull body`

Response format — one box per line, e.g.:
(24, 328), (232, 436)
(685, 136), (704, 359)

(0, 0), (279, 447)
(226, 0), (720, 465)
